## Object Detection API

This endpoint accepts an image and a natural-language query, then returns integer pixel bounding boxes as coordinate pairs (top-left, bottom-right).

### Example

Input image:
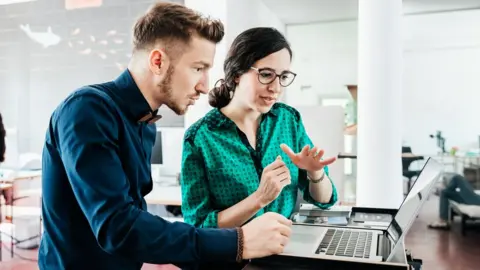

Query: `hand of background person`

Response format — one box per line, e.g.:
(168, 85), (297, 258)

(254, 156), (291, 207)
(280, 143), (336, 172)
(241, 212), (292, 259)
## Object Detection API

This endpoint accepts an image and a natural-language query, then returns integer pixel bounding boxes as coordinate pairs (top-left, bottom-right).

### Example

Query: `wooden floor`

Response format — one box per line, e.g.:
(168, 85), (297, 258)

(1, 196), (479, 270)
(404, 196), (480, 270)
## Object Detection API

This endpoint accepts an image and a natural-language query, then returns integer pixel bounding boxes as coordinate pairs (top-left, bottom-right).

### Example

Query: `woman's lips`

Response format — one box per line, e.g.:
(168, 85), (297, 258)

(260, 96), (276, 105)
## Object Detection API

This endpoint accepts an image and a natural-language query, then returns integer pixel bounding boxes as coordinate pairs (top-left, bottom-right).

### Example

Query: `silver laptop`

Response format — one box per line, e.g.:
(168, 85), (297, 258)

(279, 157), (442, 263)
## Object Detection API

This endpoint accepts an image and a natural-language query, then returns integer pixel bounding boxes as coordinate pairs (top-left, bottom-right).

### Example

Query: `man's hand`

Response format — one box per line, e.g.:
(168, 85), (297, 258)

(241, 212), (292, 259)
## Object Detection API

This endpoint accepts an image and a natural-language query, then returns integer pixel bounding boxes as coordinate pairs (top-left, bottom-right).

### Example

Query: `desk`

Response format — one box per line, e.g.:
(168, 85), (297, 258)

(243, 241), (411, 270)
(0, 183), (14, 261)
(1, 170), (181, 205)
(243, 207), (416, 270)
(0, 183), (12, 191)
(337, 152), (423, 159)
(0, 169), (42, 182)
(0, 170), (42, 261)
(0, 169), (42, 203)
(145, 180), (182, 206)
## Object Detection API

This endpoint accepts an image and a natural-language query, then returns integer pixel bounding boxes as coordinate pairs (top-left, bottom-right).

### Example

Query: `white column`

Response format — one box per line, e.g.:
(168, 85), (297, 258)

(356, 0), (403, 208)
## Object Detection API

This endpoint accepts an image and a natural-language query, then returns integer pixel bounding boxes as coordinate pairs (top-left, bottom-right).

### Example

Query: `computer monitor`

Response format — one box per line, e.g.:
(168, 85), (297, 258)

(151, 130), (163, 165)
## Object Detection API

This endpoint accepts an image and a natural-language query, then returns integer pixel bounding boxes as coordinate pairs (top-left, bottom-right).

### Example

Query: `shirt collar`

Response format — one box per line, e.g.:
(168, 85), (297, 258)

(113, 69), (161, 124)
(207, 105), (279, 130)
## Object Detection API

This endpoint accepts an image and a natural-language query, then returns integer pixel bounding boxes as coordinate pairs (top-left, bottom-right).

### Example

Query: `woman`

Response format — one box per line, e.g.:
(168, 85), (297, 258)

(180, 27), (338, 228)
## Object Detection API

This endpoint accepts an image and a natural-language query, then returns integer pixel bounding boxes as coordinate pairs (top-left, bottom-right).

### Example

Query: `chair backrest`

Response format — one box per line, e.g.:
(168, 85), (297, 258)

(401, 146), (425, 171)
(402, 146), (414, 171)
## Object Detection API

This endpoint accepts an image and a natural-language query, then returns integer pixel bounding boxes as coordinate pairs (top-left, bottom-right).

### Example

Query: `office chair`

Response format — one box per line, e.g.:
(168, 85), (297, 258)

(402, 146), (424, 195)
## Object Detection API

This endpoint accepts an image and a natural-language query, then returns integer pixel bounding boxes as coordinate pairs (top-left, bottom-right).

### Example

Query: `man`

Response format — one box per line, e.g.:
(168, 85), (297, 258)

(428, 174), (480, 230)
(39, 2), (292, 270)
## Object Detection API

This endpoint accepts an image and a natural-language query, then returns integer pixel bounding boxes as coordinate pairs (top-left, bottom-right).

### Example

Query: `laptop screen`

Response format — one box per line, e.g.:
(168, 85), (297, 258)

(386, 158), (442, 244)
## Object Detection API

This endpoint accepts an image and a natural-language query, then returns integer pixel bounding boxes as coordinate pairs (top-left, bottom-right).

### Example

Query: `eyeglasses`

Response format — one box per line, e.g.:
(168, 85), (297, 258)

(250, 67), (297, 87)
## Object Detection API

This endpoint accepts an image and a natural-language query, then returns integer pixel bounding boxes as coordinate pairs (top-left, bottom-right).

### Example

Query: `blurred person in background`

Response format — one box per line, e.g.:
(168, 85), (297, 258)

(0, 112), (13, 222)
(428, 174), (480, 230)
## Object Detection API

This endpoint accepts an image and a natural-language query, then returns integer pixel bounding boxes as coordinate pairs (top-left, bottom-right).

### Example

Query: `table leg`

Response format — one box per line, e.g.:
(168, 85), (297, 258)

(10, 183), (13, 258)
(0, 193), (2, 262)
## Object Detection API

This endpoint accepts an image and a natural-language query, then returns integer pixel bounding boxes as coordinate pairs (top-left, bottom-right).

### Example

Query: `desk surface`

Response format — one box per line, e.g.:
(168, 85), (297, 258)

(0, 169), (42, 182)
(243, 255), (409, 270)
(0, 183), (13, 190)
(145, 178), (182, 206)
(243, 238), (409, 270)
(337, 152), (424, 159)
(0, 170), (182, 205)
(292, 206), (396, 232)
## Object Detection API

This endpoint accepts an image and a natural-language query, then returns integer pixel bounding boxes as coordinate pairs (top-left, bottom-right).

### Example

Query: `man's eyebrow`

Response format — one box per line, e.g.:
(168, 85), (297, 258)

(194, 61), (211, 68)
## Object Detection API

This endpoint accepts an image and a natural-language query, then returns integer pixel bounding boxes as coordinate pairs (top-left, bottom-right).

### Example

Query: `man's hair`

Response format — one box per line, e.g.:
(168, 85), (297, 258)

(0, 113), (6, 163)
(132, 2), (224, 56)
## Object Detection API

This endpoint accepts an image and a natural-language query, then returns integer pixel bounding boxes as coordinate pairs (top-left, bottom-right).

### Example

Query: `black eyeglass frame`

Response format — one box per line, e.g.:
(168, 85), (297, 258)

(250, 67), (297, 87)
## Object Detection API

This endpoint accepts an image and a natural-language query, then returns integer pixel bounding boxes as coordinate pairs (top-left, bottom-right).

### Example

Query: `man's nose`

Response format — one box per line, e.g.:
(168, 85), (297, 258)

(196, 85), (208, 94)
(196, 73), (209, 94)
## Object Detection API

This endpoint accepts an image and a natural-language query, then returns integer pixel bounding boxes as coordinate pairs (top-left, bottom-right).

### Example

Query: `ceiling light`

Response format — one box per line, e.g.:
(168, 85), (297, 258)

(0, 0), (37, 5)
(65, 0), (102, 10)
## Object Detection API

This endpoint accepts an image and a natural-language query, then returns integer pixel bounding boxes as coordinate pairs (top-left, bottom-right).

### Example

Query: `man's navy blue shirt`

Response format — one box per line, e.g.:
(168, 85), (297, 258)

(39, 70), (239, 269)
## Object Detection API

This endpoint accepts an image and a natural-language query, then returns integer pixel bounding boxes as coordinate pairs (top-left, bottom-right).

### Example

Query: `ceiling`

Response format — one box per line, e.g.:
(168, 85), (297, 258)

(261, 0), (480, 25)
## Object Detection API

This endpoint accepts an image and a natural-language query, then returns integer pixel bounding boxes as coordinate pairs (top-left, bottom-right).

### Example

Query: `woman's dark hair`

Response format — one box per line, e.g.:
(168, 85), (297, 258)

(0, 113), (6, 163)
(208, 27), (292, 108)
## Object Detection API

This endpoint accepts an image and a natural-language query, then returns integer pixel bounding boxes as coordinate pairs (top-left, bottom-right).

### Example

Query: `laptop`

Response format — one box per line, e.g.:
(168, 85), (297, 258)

(278, 157), (442, 263)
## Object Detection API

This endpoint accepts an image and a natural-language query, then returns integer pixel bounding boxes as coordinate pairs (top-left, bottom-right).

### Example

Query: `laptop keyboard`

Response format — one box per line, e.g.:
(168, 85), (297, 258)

(315, 228), (373, 259)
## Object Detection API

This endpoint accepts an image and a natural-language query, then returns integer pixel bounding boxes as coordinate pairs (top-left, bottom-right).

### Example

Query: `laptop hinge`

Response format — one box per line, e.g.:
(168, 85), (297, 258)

(377, 233), (392, 260)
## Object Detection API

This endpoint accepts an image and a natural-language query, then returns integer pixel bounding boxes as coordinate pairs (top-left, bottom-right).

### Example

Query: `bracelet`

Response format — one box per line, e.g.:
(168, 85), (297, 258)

(309, 170), (325, 183)
(236, 227), (244, 263)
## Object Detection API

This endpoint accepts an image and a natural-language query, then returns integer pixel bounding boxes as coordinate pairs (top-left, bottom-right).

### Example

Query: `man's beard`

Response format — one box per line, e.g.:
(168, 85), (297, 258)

(158, 66), (186, 115)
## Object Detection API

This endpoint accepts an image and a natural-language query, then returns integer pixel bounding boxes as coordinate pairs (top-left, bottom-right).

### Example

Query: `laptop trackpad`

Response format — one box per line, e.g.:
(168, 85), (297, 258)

(284, 226), (325, 254)
(291, 233), (318, 244)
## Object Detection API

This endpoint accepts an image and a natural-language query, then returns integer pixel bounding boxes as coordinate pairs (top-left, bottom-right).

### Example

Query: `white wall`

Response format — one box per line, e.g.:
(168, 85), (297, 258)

(286, 21), (358, 105)
(286, 9), (480, 155)
(0, 1), (285, 174)
(296, 106), (345, 201)
(226, 0), (285, 46)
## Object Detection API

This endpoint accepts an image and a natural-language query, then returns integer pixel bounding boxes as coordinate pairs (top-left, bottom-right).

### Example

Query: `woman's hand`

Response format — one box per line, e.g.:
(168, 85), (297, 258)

(254, 156), (291, 207)
(280, 143), (336, 172)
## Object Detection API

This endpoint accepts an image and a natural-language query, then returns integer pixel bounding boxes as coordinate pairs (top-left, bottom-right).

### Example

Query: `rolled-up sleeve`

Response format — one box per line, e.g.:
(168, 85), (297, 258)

(56, 92), (238, 264)
(181, 138), (220, 228)
(295, 116), (338, 209)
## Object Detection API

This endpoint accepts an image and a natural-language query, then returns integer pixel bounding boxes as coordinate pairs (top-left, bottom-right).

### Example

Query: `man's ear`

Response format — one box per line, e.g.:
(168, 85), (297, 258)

(149, 49), (170, 76)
